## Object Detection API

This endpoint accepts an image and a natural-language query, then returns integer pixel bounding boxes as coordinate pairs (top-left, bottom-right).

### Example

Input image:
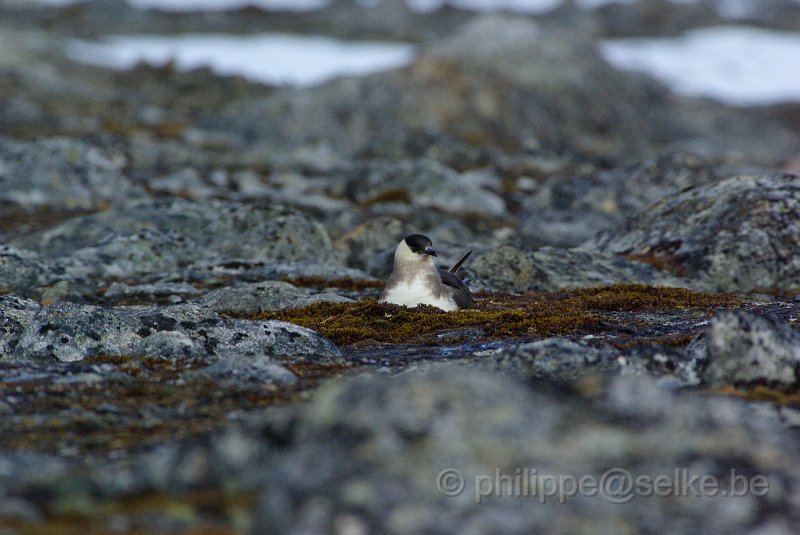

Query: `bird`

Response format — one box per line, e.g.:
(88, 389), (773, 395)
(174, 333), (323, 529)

(379, 234), (473, 311)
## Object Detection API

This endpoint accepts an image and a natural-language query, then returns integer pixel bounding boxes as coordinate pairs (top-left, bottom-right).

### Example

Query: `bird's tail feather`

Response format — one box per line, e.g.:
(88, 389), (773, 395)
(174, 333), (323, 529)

(448, 250), (472, 274)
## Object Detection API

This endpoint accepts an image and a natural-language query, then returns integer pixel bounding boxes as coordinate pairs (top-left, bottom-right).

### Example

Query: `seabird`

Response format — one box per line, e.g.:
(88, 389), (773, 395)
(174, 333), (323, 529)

(380, 234), (473, 311)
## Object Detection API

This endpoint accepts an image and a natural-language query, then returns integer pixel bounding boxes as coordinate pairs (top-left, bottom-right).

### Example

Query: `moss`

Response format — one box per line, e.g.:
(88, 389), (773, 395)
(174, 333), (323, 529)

(0, 353), (352, 456)
(253, 284), (740, 347)
(358, 189), (412, 207)
(711, 385), (800, 405)
(2, 489), (257, 535)
(565, 284), (738, 311)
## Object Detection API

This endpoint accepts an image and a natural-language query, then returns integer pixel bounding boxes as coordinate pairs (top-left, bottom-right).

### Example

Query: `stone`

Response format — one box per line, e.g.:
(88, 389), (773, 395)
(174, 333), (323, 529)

(692, 310), (800, 389)
(588, 173), (800, 292)
(197, 281), (352, 315)
(7, 300), (341, 363)
(470, 245), (686, 292)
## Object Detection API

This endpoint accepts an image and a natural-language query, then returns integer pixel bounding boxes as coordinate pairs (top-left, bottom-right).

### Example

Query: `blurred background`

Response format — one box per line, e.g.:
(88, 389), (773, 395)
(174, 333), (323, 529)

(2, 0), (800, 260)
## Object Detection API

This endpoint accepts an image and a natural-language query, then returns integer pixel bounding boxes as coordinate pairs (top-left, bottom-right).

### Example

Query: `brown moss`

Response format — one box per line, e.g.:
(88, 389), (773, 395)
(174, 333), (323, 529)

(562, 284), (739, 311)
(711, 385), (800, 405)
(358, 189), (412, 207)
(253, 284), (740, 347)
(2, 489), (257, 535)
(626, 252), (688, 277)
(0, 354), (343, 455)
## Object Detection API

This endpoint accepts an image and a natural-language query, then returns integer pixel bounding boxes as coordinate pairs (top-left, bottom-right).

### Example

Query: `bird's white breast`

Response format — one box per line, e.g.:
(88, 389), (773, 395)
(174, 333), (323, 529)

(380, 276), (458, 311)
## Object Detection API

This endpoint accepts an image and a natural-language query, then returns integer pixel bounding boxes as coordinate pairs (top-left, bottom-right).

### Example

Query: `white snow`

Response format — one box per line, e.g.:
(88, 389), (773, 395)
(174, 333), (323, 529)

(67, 33), (416, 87)
(600, 26), (800, 105)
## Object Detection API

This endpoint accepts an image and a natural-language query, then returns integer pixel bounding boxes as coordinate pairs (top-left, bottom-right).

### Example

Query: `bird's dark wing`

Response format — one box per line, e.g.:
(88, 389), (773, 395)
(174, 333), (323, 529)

(438, 268), (473, 309)
(448, 250), (472, 274)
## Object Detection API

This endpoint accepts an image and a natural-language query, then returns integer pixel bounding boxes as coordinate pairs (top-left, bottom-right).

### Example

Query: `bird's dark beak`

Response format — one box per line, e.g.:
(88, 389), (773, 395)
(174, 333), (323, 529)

(424, 246), (437, 257)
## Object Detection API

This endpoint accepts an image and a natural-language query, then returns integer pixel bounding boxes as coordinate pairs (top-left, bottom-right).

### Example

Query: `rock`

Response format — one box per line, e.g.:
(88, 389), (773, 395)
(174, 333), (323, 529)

(472, 337), (614, 381)
(215, 15), (686, 163)
(0, 295), (43, 357)
(198, 281), (352, 315)
(470, 244), (686, 292)
(472, 337), (705, 386)
(516, 152), (743, 248)
(0, 246), (49, 299)
(13, 198), (338, 264)
(346, 159), (507, 219)
(252, 366), (799, 535)
(146, 167), (219, 198)
(7, 300), (341, 363)
(692, 310), (800, 389)
(0, 136), (136, 211)
(588, 173), (800, 292)
(335, 217), (408, 277)
(2, 199), (344, 299)
(102, 281), (203, 304)
(201, 355), (299, 385)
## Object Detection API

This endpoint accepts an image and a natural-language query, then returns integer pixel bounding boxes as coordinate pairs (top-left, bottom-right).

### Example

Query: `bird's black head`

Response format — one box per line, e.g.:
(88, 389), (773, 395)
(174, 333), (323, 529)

(404, 234), (437, 257)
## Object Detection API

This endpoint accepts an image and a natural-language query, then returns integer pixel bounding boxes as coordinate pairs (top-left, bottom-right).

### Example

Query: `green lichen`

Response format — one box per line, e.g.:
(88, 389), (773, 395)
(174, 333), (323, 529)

(254, 284), (740, 346)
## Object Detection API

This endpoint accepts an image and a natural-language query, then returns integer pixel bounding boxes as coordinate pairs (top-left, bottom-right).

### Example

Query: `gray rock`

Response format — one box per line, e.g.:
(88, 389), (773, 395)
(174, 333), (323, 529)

(472, 338), (614, 381)
(8, 300), (341, 363)
(201, 354), (298, 385)
(517, 152), (742, 248)
(0, 246), (50, 299)
(103, 281), (203, 304)
(14, 301), (141, 362)
(0, 136), (137, 210)
(471, 337), (705, 386)
(692, 310), (800, 389)
(2, 199), (344, 299)
(335, 216), (408, 277)
(146, 167), (219, 198)
(13, 198), (338, 264)
(252, 366), (800, 535)
(347, 159), (507, 219)
(215, 15), (688, 163)
(470, 244), (686, 292)
(0, 293), (42, 358)
(198, 281), (352, 315)
(588, 173), (800, 292)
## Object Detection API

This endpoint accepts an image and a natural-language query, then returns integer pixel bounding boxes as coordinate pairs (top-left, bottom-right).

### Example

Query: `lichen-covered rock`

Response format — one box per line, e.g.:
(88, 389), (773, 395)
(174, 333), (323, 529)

(201, 354), (299, 385)
(346, 159), (507, 218)
(198, 281), (352, 315)
(470, 244), (686, 292)
(0, 137), (137, 210)
(691, 310), (800, 389)
(215, 15), (692, 163)
(588, 173), (800, 292)
(0, 246), (50, 299)
(471, 337), (704, 386)
(516, 152), (740, 248)
(102, 281), (203, 304)
(472, 338), (613, 381)
(251, 366), (800, 535)
(7, 301), (341, 363)
(0, 295), (41, 358)
(1, 199), (345, 299)
(335, 217), (409, 277)
(13, 198), (339, 264)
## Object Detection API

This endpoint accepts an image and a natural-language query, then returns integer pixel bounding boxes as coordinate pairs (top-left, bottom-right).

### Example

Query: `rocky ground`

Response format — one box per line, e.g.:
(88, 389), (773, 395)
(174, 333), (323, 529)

(2, 0), (800, 534)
